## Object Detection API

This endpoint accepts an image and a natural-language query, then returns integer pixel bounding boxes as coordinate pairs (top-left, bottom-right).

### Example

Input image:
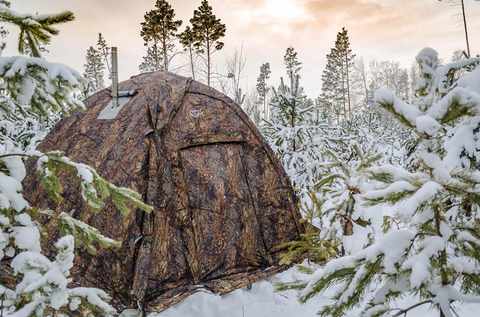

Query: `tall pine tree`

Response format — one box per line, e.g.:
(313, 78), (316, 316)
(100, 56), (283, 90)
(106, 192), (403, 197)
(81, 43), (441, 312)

(190, 0), (226, 86)
(97, 32), (111, 78)
(284, 46), (302, 86)
(178, 25), (198, 80)
(320, 27), (355, 121)
(140, 0), (182, 71)
(256, 62), (271, 119)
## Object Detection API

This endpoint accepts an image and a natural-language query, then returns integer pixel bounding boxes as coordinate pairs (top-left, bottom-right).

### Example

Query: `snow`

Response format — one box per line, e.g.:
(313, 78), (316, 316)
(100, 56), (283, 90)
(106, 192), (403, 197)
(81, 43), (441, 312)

(415, 115), (441, 136)
(68, 287), (114, 314)
(374, 88), (422, 126)
(0, 172), (28, 211)
(397, 181), (443, 222)
(77, 166), (94, 183)
(342, 221), (369, 255)
(150, 264), (480, 317)
(456, 65), (480, 95)
(356, 230), (414, 274)
(443, 117), (480, 172)
(437, 58), (480, 95)
(418, 151), (451, 182)
(430, 285), (480, 317)
(428, 87), (480, 120)
(362, 180), (416, 200)
(402, 236), (445, 288)
(10, 226), (41, 252)
(0, 55), (82, 86)
(55, 235), (75, 275)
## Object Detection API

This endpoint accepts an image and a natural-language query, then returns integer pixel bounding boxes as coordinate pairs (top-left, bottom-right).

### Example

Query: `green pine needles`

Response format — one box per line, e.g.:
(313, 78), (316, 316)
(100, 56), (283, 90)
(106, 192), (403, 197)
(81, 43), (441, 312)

(0, 4), (74, 58)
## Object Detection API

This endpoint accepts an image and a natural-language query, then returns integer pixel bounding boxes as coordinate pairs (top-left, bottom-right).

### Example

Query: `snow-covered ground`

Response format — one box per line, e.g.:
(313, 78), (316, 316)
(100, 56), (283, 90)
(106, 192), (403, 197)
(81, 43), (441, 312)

(152, 263), (480, 317)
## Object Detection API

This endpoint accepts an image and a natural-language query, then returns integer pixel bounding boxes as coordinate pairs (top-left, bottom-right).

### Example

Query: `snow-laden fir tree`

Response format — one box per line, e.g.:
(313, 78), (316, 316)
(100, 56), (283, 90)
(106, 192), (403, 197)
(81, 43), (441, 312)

(279, 48), (480, 317)
(256, 62), (271, 120)
(140, 0), (182, 71)
(83, 46), (105, 93)
(0, 4), (152, 316)
(263, 74), (323, 197)
(0, 4), (77, 150)
(312, 139), (383, 257)
(190, 0), (226, 86)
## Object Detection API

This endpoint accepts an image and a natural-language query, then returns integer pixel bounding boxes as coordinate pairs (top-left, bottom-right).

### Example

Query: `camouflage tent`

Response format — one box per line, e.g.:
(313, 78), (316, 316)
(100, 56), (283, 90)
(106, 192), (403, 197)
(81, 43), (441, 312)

(19, 71), (303, 314)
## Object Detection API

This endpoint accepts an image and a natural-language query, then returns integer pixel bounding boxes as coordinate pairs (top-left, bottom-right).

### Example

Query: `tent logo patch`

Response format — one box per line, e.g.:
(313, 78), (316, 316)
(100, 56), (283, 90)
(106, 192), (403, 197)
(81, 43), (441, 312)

(189, 109), (200, 118)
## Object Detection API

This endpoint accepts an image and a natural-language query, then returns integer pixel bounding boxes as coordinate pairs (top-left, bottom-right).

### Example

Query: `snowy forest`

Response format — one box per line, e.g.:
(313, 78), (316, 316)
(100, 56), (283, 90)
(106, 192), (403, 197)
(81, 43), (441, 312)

(1, 0), (480, 317)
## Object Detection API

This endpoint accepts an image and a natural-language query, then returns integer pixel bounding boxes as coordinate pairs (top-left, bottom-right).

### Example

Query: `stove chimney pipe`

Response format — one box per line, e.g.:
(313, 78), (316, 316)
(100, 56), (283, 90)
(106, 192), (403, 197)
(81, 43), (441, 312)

(111, 47), (119, 108)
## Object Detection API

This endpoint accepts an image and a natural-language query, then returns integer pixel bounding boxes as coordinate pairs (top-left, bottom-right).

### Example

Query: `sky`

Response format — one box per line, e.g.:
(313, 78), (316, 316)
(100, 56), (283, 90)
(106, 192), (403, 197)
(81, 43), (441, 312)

(3, 0), (480, 97)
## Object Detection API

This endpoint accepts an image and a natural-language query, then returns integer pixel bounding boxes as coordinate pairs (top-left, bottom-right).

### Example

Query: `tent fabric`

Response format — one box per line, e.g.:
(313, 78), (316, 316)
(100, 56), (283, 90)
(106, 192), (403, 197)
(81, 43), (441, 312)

(18, 71), (304, 314)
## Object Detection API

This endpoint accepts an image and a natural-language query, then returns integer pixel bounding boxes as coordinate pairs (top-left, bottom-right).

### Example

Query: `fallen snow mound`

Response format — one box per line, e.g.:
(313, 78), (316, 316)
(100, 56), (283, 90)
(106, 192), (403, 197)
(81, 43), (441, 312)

(151, 264), (480, 317)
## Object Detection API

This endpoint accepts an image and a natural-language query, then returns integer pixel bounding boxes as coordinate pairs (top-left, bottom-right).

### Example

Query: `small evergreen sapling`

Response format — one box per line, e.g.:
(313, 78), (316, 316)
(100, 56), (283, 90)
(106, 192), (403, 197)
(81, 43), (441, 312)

(263, 75), (321, 196)
(314, 141), (383, 257)
(278, 48), (480, 317)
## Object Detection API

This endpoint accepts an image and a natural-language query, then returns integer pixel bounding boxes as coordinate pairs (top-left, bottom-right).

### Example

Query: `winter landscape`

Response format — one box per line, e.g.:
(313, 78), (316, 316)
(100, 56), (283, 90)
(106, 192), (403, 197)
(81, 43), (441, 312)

(1, 0), (480, 316)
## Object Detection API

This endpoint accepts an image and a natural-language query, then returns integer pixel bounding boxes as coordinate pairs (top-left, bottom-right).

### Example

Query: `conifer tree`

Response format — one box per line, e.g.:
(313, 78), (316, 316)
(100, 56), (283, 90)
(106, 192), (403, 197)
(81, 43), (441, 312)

(83, 46), (105, 92)
(320, 27), (355, 120)
(0, 4), (74, 58)
(284, 46), (302, 86)
(256, 62), (271, 119)
(138, 45), (164, 73)
(140, 0), (182, 71)
(178, 25), (198, 80)
(97, 32), (111, 78)
(319, 52), (342, 124)
(264, 75), (321, 195)
(279, 48), (480, 317)
(190, 0), (226, 86)
(313, 140), (383, 257)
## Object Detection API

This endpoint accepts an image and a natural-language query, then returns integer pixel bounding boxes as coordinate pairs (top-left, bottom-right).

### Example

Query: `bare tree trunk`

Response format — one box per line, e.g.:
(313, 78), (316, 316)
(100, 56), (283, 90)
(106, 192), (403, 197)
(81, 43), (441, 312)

(341, 60), (346, 117)
(263, 78), (267, 117)
(189, 47), (195, 80)
(363, 72), (368, 104)
(154, 39), (159, 71)
(207, 41), (211, 86)
(163, 39), (168, 71)
(345, 53), (351, 115)
(461, 0), (471, 57)
(94, 65), (99, 89)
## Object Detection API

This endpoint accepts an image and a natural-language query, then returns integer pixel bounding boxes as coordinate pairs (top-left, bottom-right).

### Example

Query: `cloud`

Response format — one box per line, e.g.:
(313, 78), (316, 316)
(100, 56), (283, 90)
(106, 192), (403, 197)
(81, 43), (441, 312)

(5, 0), (480, 97)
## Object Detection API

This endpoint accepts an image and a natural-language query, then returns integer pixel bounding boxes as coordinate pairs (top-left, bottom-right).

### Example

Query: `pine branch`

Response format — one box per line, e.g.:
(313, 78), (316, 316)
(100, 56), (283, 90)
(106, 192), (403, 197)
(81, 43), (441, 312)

(390, 300), (432, 316)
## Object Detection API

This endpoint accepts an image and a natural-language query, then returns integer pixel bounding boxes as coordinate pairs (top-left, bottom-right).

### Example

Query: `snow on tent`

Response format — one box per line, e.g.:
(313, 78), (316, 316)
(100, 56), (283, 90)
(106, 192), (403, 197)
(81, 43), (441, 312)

(13, 71), (304, 314)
